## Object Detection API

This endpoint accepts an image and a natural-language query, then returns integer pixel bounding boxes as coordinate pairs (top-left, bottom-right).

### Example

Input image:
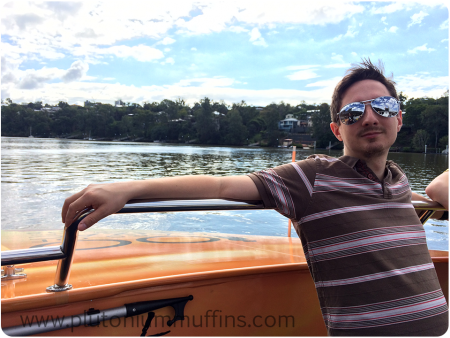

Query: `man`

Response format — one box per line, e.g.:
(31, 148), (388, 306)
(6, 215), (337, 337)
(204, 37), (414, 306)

(62, 59), (448, 335)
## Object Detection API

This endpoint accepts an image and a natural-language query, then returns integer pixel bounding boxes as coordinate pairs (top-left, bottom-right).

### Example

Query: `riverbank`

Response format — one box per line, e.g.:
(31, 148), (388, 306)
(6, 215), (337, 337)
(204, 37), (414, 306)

(4, 135), (448, 154)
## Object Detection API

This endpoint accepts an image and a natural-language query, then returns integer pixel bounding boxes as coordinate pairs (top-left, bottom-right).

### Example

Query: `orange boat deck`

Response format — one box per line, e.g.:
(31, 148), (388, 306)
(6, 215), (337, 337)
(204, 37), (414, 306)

(1, 229), (448, 336)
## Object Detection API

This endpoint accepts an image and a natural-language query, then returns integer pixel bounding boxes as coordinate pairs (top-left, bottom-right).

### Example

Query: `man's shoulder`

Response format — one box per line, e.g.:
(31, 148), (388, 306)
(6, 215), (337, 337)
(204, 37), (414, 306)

(306, 154), (340, 162)
(305, 154), (358, 168)
(296, 154), (356, 175)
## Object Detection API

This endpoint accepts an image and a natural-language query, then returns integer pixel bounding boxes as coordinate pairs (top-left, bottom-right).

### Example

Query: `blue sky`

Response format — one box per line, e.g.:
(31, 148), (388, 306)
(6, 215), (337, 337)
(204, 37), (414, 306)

(1, 1), (448, 107)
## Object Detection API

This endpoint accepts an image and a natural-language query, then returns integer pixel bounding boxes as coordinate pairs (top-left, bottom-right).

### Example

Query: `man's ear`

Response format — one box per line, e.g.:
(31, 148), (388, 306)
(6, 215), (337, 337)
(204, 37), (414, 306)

(330, 122), (343, 141)
(397, 110), (403, 132)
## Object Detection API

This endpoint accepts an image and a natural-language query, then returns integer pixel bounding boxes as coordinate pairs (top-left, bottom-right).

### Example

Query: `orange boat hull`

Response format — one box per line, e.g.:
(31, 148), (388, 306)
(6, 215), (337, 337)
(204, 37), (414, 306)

(2, 229), (447, 336)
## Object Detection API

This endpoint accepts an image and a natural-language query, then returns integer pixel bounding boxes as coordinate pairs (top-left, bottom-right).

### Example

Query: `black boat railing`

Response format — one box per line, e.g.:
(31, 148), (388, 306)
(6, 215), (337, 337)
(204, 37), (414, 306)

(0, 198), (445, 292)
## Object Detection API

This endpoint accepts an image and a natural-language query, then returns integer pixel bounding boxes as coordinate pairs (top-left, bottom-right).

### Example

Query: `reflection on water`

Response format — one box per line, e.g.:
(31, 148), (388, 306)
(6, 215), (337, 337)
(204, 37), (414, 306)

(1, 137), (448, 250)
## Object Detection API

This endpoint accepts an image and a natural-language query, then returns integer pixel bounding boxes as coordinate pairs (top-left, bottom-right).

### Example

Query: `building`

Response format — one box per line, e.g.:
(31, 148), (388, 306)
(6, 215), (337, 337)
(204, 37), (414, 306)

(41, 107), (61, 112)
(115, 100), (125, 107)
(278, 114), (311, 133)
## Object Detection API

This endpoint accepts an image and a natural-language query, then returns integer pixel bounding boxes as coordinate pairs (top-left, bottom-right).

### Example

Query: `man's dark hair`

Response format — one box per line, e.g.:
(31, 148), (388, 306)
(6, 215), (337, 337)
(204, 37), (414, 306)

(330, 58), (398, 123)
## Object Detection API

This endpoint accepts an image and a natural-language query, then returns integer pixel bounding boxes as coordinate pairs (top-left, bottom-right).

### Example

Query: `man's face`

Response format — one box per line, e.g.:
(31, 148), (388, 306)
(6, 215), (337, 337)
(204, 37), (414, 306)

(330, 79), (402, 160)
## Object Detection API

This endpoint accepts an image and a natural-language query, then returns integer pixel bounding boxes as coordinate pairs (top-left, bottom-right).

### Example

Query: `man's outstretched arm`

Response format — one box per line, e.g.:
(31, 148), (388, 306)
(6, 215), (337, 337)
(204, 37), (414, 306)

(425, 171), (449, 210)
(62, 175), (260, 231)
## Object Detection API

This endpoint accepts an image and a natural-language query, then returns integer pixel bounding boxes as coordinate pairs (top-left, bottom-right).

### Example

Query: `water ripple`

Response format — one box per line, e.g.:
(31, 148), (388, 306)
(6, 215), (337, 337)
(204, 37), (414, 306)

(1, 137), (448, 250)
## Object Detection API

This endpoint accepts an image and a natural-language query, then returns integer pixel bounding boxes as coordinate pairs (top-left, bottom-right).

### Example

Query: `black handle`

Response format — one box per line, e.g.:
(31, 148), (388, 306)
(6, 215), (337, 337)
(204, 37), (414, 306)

(125, 295), (193, 326)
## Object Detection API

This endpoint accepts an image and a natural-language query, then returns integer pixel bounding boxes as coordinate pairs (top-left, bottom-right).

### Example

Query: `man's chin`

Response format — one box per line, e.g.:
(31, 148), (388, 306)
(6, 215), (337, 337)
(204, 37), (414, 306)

(363, 143), (387, 159)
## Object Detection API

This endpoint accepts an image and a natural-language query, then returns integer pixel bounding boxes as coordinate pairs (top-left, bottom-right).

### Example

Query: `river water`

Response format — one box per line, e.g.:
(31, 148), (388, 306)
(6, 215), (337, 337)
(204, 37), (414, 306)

(1, 137), (448, 250)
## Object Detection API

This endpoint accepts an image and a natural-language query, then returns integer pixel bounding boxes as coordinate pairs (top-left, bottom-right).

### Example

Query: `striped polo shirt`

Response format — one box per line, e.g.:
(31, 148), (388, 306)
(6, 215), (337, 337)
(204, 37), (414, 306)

(248, 154), (448, 336)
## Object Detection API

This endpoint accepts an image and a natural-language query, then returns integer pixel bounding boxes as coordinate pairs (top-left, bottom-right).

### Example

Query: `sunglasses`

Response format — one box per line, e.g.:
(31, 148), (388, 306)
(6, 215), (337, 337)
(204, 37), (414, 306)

(337, 96), (400, 125)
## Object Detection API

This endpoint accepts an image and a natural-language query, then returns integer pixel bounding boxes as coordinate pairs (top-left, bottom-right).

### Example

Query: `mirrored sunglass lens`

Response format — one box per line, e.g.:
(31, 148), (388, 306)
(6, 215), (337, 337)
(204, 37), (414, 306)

(339, 103), (364, 125)
(371, 96), (399, 117)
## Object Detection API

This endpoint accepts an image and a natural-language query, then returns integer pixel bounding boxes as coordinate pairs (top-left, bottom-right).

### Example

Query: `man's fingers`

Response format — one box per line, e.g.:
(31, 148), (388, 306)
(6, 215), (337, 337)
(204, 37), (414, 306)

(64, 195), (94, 228)
(77, 210), (104, 231)
(61, 189), (86, 223)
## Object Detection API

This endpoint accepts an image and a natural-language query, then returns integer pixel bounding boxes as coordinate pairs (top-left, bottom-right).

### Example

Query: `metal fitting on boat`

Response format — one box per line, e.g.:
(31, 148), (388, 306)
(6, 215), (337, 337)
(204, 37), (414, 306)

(0, 265), (27, 280)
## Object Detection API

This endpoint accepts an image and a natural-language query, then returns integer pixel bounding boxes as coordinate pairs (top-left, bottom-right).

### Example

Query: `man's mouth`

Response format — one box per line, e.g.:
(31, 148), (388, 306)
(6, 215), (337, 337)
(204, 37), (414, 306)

(361, 132), (382, 138)
(359, 129), (384, 138)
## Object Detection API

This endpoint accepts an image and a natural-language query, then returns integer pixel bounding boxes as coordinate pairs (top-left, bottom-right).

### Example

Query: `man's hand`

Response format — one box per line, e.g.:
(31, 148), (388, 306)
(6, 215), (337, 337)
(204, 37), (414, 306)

(62, 182), (136, 231)
(62, 175), (260, 231)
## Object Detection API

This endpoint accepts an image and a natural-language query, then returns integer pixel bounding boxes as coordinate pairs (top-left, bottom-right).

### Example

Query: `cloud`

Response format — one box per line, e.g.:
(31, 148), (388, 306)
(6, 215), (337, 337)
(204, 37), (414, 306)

(160, 37), (176, 45)
(388, 26), (399, 33)
(229, 26), (249, 33)
(75, 28), (100, 39)
(7, 13), (44, 31)
(344, 24), (358, 38)
(440, 19), (449, 29)
(103, 77), (115, 81)
(175, 76), (235, 87)
(408, 11), (429, 28)
(331, 53), (345, 63)
(370, 1), (448, 14)
(62, 60), (89, 83)
(249, 28), (267, 47)
(43, 2), (83, 21)
(191, 47), (197, 51)
(407, 43), (436, 54)
(249, 28), (261, 41)
(351, 52), (357, 57)
(233, 2), (364, 26)
(5, 71), (447, 108)
(381, 17), (388, 25)
(4, 79), (339, 107)
(94, 45), (164, 62)
(17, 67), (64, 89)
(306, 76), (341, 88)
(396, 73), (449, 99)
(286, 70), (320, 81)
(286, 65), (320, 71)
(165, 57), (175, 65)
(325, 63), (350, 68)
(1, 2), (364, 62)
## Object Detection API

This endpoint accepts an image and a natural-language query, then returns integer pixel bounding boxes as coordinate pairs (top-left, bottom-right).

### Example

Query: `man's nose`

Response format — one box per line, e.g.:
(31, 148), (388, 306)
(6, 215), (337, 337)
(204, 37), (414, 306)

(361, 103), (379, 126)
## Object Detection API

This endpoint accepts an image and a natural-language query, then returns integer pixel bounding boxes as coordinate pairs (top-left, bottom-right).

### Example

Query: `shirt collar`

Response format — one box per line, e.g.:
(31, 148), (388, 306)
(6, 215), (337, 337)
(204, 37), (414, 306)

(338, 155), (383, 183)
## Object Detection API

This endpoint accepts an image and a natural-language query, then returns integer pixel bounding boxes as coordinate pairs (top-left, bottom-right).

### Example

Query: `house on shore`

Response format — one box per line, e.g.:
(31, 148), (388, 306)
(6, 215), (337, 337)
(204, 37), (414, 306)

(278, 114), (309, 133)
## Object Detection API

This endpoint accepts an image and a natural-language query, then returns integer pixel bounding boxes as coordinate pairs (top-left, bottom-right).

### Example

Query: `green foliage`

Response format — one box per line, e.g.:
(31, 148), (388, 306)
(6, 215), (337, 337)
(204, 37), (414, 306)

(412, 129), (429, 150)
(1, 92), (447, 151)
(439, 135), (448, 149)
(311, 103), (336, 148)
(261, 104), (283, 147)
(421, 105), (448, 148)
(223, 110), (248, 145)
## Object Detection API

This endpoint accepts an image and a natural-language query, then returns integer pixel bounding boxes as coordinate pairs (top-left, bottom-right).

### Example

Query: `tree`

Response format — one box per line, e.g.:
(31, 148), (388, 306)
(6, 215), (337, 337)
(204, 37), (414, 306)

(311, 103), (336, 148)
(439, 135), (448, 149)
(421, 105), (448, 148)
(398, 91), (408, 111)
(412, 129), (429, 150)
(223, 110), (248, 145)
(195, 97), (219, 144)
(58, 101), (69, 109)
(403, 98), (426, 131)
(261, 104), (282, 147)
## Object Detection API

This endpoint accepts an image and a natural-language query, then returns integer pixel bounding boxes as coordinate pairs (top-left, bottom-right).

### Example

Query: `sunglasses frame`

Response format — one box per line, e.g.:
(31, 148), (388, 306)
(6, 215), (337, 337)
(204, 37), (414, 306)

(337, 96), (400, 125)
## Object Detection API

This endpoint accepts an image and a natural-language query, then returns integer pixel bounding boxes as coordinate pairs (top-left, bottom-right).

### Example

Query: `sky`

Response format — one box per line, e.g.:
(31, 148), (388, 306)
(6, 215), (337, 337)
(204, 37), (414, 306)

(1, 1), (449, 107)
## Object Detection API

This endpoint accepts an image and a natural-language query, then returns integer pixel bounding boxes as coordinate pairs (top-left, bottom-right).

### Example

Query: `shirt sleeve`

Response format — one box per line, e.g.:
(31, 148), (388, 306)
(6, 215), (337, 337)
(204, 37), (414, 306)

(247, 158), (316, 222)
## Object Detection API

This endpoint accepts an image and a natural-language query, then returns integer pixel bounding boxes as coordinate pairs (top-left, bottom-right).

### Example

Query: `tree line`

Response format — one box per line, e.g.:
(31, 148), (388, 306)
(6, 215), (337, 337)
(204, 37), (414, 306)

(1, 92), (448, 151)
